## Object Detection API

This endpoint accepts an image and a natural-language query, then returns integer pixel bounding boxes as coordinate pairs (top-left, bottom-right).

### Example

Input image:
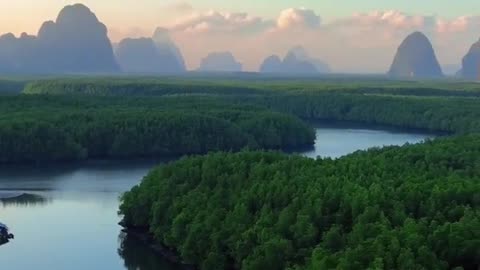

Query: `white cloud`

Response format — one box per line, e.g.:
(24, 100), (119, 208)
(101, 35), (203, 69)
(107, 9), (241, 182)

(276, 8), (321, 29)
(436, 16), (480, 33)
(163, 8), (480, 73)
(342, 10), (434, 29)
(170, 11), (274, 34)
(164, 1), (194, 14)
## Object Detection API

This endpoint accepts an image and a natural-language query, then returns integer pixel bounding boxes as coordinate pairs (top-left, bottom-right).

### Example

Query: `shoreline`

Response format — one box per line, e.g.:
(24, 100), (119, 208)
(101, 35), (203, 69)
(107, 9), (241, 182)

(120, 224), (196, 270)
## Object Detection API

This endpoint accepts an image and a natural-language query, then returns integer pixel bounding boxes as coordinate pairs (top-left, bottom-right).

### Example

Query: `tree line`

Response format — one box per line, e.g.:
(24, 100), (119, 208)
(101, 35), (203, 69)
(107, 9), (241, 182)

(120, 135), (480, 270)
(20, 78), (480, 134)
(0, 96), (314, 164)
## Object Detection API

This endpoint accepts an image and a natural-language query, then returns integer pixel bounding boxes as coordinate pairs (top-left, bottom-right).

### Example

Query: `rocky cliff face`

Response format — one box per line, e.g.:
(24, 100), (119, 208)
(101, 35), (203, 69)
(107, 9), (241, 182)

(460, 39), (480, 80)
(0, 4), (119, 74)
(198, 52), (242, 72)
(388, 32), (443, 78)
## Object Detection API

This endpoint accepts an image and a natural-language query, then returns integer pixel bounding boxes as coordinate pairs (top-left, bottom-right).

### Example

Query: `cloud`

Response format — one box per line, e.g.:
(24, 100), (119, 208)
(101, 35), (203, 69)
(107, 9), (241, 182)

(276, 8), (321, 29)
(436, 16), (480, 33)
(164, 8), (480, 73)
(339, 10), (434, 29)
(164, 1), (194, 14)
(170, 11), (274, 34)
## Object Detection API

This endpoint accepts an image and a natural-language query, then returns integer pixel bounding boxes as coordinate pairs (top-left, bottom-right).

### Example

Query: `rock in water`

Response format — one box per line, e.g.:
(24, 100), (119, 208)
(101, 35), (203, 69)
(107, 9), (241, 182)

(460, 39), (480, 80)
(388, 32), (443, 78)
(260, 55), (283, 73)
(199, 52), (242, 72)
(36, 3), (119, 73)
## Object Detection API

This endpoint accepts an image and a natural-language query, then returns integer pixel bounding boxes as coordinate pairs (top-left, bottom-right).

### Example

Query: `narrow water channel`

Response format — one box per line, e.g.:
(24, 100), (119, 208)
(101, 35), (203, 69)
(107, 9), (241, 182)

(0, 125), (433, 270)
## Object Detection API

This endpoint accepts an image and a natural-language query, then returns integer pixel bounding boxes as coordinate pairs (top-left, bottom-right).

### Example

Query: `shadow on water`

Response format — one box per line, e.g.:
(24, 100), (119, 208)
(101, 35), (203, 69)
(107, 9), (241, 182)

(0, 193), (49, 207)
(118, 232), (184, 270)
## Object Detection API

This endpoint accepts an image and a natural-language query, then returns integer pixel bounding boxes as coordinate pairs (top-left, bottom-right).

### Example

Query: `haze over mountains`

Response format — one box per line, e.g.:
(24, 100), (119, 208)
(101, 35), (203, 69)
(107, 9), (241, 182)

(260, 47), (331, 74)
(460, 39), (480, 80)
(115, 28), (186, 74)
(0, 4), (118, 74)
(198, 52), (243, 72)
(0, 3), (478, 79)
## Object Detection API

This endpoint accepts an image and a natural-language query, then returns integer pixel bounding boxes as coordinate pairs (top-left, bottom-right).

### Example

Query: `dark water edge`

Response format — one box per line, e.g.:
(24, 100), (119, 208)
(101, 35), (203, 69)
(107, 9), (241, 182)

(120, 225), (195, 270)
(305, 118), (448, 136)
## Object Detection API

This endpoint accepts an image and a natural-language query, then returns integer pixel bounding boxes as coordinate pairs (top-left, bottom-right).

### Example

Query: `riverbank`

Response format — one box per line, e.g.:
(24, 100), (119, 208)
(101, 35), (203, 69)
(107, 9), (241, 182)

(120, 223), (196, 270)
(0, 192), (24, 200)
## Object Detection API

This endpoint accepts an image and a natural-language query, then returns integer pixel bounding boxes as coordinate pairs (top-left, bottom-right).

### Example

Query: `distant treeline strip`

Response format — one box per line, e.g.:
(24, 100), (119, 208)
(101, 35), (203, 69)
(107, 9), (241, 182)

(0, 97), (314, 164)
(250, 93), (480, 134)
(22, 77), (480, 97)
(20, 78), (480, 134)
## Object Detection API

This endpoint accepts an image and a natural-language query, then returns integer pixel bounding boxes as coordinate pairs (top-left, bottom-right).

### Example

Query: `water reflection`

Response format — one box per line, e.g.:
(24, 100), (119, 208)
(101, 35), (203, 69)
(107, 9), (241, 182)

(0, 193), (49, 207)
(118, 232), (183, 270)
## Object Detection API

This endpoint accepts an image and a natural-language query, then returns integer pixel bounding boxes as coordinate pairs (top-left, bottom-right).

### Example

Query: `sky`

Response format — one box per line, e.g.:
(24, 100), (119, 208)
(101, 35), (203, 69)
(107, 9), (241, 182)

(0, 0), (479, 73)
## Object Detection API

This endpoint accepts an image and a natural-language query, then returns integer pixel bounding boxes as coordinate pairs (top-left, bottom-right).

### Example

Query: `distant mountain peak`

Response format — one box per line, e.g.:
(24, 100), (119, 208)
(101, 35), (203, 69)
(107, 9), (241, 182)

(0, 3), (119, 74)
(199, 51), (242, 72)
(260, 46), (330, 74)
(388, 31), (443, 78)
(460, 38), (480, 80)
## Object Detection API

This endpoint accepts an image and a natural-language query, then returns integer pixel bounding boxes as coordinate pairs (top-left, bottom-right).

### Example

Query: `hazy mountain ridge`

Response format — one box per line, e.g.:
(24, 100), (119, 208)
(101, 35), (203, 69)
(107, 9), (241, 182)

(198, 52), (242, 72)
(115, 28), (186, 74)
(260, 46), (330, 74)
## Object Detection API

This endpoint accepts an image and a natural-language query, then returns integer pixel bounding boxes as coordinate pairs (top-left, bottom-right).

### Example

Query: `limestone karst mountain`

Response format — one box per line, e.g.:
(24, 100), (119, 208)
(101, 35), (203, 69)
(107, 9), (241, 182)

(0, 4), (119, 74)
(388, 32), (443, 78)
(288, 46), (331, 73)
(259, 46), (330, 74)
(460, 39), (480, 80)
(282, 50), (318, 74)
(152, 28), (186, 72)
(115, 37), (185, 74)
(198, 52), (242, 72)
(259, 55), (284, 73)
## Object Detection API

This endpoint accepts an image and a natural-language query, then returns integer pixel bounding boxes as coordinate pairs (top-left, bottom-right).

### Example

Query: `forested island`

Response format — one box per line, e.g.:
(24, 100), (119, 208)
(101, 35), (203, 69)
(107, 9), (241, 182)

(120, 136), (479, 269)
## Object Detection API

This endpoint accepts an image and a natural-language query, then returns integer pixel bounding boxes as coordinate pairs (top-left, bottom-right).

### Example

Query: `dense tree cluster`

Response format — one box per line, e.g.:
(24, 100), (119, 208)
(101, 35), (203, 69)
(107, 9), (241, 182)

(23, 78), (266, 96)
(120, 136), (480, 270)
(253, 93), (480, 134)
(21, 78), (480, 134)
(0, 96), (314, 164)
(22, 77), (480, 97)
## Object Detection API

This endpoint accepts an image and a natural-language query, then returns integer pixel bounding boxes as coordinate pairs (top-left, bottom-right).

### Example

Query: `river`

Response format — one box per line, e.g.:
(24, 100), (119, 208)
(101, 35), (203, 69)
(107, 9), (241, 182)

(0, 124), (433, 269)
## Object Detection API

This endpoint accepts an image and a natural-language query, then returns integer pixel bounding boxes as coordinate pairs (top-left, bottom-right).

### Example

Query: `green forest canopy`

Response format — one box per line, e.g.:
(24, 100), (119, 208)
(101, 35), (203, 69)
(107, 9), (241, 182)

(0, 75), (479, 269)
(0, 96), (314, 164)
(120, 136), (480, 270)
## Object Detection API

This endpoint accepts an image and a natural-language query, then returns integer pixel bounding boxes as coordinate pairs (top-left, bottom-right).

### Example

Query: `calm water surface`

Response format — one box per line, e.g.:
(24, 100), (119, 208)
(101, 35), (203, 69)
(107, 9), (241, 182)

(0, 125), (433, 270)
